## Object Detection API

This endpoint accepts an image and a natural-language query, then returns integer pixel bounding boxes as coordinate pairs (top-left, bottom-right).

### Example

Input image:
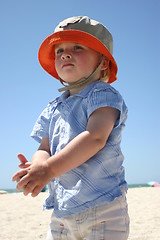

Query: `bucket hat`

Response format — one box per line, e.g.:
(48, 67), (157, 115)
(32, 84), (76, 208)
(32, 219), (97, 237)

(38, 16), (118, 84)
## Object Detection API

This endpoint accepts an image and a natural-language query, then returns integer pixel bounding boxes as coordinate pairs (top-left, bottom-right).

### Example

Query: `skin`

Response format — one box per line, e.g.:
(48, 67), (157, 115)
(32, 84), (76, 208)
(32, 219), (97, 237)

(12, 43), (119, 197)
(55, 43), (109, 95)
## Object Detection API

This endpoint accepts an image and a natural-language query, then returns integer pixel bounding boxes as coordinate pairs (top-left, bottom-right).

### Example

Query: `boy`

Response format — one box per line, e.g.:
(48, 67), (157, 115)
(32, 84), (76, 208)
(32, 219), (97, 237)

(13, 16), (129, 239)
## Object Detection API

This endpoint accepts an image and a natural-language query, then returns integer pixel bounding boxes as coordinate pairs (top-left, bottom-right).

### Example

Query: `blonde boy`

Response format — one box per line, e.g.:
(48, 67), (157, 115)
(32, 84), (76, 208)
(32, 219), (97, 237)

(13, 16), (129, 239)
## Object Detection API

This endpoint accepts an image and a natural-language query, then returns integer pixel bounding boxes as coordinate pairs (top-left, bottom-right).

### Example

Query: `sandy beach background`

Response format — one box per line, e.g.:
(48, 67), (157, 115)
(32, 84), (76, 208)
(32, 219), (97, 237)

(0, 187), (160, 240)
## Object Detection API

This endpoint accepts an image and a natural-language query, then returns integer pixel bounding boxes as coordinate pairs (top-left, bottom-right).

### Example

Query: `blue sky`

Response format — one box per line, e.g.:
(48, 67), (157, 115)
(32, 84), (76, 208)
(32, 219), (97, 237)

(0, 0), (160, 189)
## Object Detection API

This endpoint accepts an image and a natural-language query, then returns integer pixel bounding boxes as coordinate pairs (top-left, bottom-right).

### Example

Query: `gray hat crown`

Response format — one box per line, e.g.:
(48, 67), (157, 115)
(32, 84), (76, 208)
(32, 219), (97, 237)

(55, 16), (113, 55)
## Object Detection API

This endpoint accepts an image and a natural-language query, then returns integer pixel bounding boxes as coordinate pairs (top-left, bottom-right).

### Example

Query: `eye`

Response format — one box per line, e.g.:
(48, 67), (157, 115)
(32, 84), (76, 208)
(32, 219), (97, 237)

(55, 48), (64, 55)
(74, 45), (83, 51)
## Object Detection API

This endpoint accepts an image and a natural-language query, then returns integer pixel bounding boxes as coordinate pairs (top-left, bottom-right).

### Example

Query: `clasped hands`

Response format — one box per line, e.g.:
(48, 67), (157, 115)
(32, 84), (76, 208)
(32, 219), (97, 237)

(12, 153), (52, 197)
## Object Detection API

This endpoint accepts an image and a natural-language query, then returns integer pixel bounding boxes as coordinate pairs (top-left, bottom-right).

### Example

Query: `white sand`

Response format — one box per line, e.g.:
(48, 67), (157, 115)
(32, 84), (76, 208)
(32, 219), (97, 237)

(127, 187), (160, 240)
(0, 187), (160, 239)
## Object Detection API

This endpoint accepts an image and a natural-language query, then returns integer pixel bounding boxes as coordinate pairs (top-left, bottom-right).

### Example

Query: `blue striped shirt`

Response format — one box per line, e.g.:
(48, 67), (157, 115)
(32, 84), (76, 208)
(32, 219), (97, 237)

(31, 80), (128, 218)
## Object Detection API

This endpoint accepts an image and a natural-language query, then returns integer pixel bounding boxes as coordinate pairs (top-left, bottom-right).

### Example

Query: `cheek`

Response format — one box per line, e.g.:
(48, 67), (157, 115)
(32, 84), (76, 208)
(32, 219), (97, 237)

(55, 59), (60, 72)
(77, 55), (90, 68)
(80, 55), (99, 71)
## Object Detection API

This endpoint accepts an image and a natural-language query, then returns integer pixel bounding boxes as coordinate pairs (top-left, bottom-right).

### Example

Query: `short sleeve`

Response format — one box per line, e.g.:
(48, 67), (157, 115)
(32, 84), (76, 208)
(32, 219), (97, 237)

(87, 85), (128, 128)
(30, 103), (53, 143)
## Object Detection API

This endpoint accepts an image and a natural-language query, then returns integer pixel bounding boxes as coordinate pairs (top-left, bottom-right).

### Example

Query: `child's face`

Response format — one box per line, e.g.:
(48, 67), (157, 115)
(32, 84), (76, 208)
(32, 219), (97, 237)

(55, 42), (102, 84)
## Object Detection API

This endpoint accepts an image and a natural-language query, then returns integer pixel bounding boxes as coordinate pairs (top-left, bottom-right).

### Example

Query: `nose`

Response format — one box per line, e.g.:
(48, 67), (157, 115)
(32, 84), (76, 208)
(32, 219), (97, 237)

(61, 51), (72, 60)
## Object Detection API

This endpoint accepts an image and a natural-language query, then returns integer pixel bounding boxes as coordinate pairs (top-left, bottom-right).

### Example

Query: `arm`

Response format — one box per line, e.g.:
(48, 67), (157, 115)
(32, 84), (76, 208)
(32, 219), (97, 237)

(12, 106), (119, 197)
(47, 106), (119, 176)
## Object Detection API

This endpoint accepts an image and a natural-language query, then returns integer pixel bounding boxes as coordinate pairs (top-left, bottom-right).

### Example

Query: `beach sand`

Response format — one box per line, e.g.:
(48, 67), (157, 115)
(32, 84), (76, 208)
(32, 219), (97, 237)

(0, 187), (160, 240)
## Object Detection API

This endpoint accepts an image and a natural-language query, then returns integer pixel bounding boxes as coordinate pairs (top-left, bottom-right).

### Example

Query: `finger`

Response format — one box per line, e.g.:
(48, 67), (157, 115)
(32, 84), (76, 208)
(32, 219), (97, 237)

(17, 153), (30, 169)
(31, 185), (44, 197)
(18, 162), (31, 169)
(23, 181), (35, 196)
(12, 169), (28, 182)
(16, 173), (31, 191)
(16, 177), (21, 183)
(17, 153), (28, 164)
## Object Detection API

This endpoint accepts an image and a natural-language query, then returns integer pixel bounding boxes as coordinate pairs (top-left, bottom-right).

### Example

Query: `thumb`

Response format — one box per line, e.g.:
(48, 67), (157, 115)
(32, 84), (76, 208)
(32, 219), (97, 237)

(17, 153), (28, 164)
(17, 153), (31, 168)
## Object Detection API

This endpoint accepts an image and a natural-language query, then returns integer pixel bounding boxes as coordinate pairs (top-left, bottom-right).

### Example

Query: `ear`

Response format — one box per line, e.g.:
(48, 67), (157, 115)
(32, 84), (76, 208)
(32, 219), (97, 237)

(101, 57), (109, 71)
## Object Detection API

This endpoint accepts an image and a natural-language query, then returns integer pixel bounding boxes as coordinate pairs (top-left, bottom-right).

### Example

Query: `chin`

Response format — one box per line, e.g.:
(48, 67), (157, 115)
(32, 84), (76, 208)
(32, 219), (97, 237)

(63, 77), (81, 83)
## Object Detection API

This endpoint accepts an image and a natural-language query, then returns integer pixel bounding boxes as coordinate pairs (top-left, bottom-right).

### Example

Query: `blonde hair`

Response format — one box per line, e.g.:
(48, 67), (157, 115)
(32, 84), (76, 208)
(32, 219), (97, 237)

(100, 60), (111, 83)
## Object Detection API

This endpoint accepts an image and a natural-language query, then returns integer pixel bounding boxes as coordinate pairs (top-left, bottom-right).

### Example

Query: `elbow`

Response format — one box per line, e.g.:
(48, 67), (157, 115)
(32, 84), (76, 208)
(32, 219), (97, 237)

(93, 137), (106, 151)
(85, 131), (107, 152)
(98, 138), (106, 149)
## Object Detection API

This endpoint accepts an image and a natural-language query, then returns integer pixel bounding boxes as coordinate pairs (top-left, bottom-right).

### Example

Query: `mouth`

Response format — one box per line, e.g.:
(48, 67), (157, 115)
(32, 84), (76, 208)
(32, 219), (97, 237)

(62, 62), (74, 68)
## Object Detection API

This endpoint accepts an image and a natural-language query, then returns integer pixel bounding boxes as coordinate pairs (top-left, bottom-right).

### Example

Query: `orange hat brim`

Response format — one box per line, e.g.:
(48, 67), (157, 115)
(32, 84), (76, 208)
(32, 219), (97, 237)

(38, 30), (118, 84)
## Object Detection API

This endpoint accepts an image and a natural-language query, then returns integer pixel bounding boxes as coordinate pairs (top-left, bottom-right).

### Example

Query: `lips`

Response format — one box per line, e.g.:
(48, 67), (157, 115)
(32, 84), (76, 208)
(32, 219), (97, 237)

(62, 62), (74, 68)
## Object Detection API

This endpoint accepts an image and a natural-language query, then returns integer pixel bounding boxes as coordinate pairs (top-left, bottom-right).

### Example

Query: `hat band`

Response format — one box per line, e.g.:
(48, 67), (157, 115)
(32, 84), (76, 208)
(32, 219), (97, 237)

(58, 56), (105, 92)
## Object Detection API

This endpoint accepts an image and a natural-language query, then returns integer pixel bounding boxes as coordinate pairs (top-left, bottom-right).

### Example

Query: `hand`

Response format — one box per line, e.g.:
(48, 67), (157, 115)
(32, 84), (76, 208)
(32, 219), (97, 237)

(12, 154), (53, 197)
(12, 153), (31, 184)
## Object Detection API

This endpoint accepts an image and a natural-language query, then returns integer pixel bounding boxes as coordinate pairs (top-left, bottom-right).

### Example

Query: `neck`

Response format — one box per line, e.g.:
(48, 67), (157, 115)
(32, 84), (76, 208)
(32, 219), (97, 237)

(69, 86), (84, 96)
